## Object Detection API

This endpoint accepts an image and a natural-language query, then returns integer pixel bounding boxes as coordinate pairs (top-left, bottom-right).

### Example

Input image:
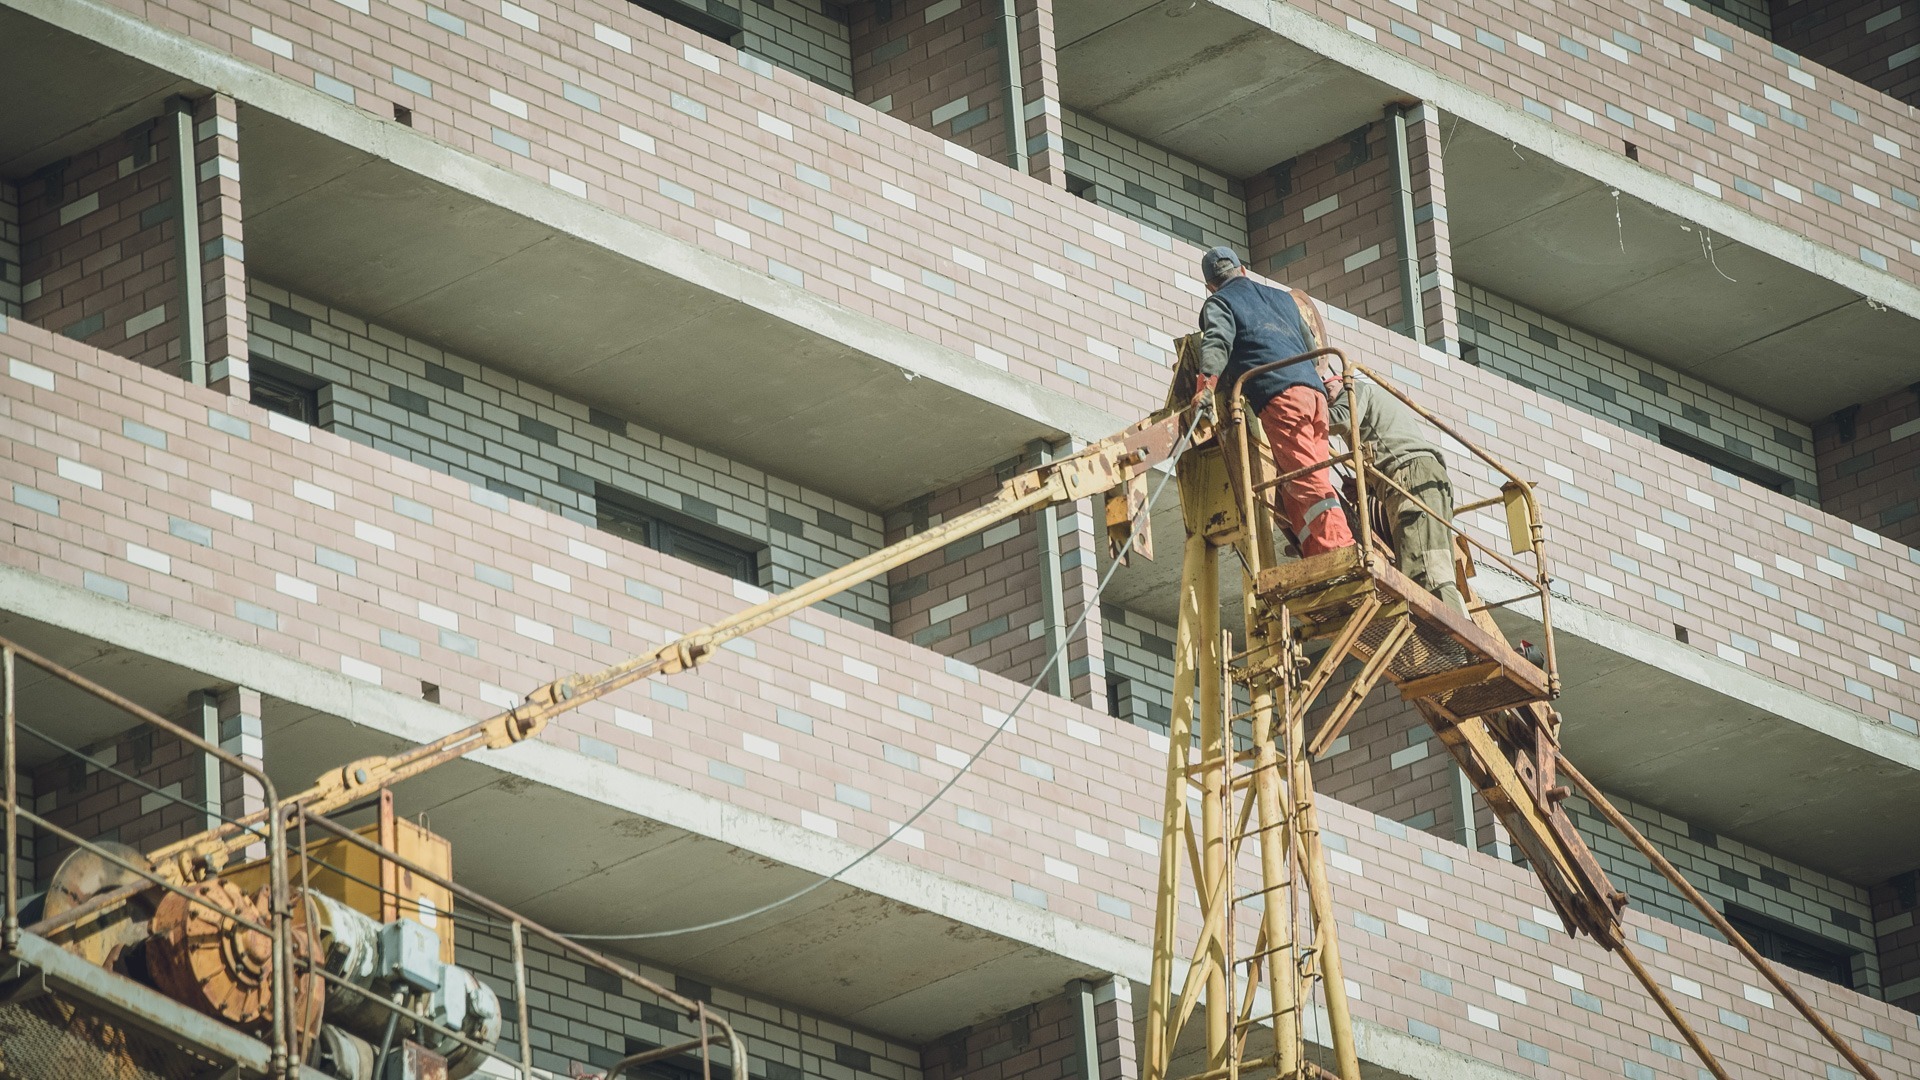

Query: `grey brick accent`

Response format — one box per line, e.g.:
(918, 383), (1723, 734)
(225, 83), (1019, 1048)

(1061, 109), (1248, 256)
(1457, 282), (1817, 501)
(247, 282), (888, 629)
(455, 921), (921, 1080)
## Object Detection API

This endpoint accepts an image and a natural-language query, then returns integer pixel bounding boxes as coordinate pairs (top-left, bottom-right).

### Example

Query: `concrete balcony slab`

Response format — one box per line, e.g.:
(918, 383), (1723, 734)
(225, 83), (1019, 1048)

(1054, 0), (1920, 423)
(1055, 1), (1392, 175)
(1445, 122), (1916, 423)
(0, 4), (1119, 510)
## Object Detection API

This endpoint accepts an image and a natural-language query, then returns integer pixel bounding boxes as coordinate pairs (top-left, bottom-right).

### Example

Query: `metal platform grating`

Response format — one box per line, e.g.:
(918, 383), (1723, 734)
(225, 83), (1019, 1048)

(1258, 548), (1550, 721)
(0, 993), (217, 1080)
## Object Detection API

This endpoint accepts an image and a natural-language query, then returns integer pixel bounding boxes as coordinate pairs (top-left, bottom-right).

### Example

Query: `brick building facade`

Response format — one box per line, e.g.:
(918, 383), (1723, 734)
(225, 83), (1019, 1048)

(0, 0), (1916, 1077)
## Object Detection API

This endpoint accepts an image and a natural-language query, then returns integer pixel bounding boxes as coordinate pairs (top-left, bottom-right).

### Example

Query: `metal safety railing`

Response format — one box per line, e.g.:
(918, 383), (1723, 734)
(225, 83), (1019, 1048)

(1, 635), (297, 1076)
(0, 632), (745, 1080)
(1223, 349), (1559, 689)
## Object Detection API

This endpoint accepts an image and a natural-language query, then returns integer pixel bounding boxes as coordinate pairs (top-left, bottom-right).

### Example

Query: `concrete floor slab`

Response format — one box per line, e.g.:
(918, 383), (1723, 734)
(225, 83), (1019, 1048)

(1055, 1), (1394, 176)
(1445, 123), (1919, 422)
(0, 5), (192, 175)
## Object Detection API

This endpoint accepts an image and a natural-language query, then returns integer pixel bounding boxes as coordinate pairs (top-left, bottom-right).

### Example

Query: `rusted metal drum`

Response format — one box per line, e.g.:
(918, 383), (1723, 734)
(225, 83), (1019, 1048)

(42, 842), (159, 970)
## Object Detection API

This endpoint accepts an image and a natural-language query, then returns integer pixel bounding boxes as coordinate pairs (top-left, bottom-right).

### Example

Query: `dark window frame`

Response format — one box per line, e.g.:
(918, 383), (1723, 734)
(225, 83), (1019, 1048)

(1657, 424), (1794, 496)
(247, 356), (326, 427)
(629, 0), (743, 44)
(1722, 903), (1856, 989)
(596, 483), (765, 585)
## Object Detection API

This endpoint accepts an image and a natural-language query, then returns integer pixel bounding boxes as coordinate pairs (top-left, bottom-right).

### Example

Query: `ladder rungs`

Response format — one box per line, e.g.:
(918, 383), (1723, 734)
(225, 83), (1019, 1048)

(1236, 941), (1296, 966)
(1233, 1009), (1298, 1030)
(1231, 818), (1289, 841)
(1232, 879), (1295, 904)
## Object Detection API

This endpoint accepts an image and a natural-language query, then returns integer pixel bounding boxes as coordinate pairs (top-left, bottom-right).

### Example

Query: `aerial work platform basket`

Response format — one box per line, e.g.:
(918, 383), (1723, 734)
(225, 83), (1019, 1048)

(1143, 334), (1886, 1080)
(1257, 545), (1548, 721)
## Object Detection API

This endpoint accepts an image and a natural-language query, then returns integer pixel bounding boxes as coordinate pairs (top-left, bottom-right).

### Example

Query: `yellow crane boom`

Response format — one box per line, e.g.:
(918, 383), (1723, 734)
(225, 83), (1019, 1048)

(143, 404), (1196, 887)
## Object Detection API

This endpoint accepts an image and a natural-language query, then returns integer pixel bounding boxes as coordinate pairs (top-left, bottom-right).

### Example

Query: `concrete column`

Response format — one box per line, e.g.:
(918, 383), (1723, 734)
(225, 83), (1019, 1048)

(196, 686), (265, 860)
(192, 94), (250, 397)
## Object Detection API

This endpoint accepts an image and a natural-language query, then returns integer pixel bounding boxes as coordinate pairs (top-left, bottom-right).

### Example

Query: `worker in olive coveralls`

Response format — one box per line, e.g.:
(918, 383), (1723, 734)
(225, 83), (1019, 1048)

(1190, 246), (1355, 556)
(1317, 355), (1467, 615)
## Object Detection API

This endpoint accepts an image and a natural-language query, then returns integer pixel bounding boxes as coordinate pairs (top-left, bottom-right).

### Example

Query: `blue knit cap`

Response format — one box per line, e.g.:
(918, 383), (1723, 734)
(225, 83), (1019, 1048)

(1200, 246), (1243, 285)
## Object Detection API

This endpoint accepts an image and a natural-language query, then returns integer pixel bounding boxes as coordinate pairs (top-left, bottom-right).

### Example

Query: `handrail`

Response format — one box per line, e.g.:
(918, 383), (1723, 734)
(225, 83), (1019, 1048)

(1345, 361), (1556, 687)
(0, 629), (744, 1080)
(1223, 348), (1370, 565)
(299, 809), (747, 1079)
(1, 636), (293, 1076)
(1209, 349), (1555, 693)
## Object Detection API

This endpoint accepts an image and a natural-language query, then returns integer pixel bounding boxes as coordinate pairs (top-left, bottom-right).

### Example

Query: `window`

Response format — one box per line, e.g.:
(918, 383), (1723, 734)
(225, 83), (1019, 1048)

(1106, 672), (1131, 720)
(248, 357), (324, 426)
(619, 1037), (733, 1080)
(1724, 905), (1856, 988)
(596, 484), (763, 584)
(1657, 425), (1794, 497)
(629, 0), (742, 44)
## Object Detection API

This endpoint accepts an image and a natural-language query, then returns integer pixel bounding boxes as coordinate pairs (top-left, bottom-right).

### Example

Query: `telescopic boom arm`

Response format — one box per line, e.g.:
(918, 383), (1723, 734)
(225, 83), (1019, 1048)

(144, 404), (1195, 885)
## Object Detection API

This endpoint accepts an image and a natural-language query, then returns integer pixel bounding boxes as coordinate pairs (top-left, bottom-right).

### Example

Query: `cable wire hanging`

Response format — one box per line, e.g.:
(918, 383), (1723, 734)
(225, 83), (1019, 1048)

(565, 411), (1205, 942)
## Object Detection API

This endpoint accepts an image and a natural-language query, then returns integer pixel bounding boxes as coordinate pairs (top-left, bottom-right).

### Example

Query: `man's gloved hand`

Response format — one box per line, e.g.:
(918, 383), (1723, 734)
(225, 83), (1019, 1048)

(1192, 374), (1218, 419)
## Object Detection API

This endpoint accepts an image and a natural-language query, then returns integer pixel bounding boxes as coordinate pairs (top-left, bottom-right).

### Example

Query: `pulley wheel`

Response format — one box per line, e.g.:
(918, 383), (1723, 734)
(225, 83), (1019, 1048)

(147, 880), (325, 1048)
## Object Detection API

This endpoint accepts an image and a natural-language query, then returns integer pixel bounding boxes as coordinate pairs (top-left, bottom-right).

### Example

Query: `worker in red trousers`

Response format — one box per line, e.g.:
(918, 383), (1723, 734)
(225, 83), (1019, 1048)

(1190, 246), (1355, 557)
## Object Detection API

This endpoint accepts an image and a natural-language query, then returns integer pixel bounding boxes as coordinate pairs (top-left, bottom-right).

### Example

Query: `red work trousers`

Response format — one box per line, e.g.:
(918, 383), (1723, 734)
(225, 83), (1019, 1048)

(1258, 385), (1356, 557)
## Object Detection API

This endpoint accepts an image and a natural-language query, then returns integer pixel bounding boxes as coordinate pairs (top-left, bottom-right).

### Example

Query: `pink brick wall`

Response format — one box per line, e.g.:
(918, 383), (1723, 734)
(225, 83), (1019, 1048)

(95, 0), (1197, 422)
(885, 452), (1107, 708)
(1243, 108), (1458, 352)
(851, 1), (1014, 165)
(2, 320), (1915, 1078)
(1246, 123), (1406, 334)
(849, 0), (1064, 185)
(20, 127), (180, 373)
(1815, 385), (1920, 547)
(1301, 0), (1920, 284)
(1774, 0), (1920, 107)
(1309, 680), (1467, 842)
(887, 462), (1050, 688)
(15, 0), (1920, 719)
(17, 97), (245, 394)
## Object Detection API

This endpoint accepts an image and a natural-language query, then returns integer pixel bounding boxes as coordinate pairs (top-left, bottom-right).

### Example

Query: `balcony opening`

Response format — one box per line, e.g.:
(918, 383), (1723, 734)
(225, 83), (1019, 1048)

(596, 483), (766, 585)
(1657, 424), (1794, 496)
(630, 0), (745, 46)
(247, 356), (325, 427)
(1723, 904), (1857, 989)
